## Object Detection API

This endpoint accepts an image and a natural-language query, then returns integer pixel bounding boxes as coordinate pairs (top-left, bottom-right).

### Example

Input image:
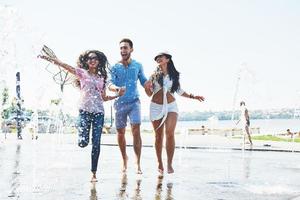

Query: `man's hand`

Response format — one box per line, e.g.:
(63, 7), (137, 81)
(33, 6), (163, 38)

(144, 80), (153, 97)
(144, 80), (153, 91)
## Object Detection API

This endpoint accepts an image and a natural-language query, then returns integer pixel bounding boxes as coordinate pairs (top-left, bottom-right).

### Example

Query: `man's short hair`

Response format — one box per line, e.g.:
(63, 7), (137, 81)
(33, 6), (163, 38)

(119, 38), (133, 48)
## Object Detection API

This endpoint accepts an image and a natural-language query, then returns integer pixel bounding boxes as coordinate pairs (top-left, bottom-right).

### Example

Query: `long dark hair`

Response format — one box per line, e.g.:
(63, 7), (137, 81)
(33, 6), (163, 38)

(152, 58), (180, 93)
(75, 50), (109, 87)
(167, 59), (180, 93)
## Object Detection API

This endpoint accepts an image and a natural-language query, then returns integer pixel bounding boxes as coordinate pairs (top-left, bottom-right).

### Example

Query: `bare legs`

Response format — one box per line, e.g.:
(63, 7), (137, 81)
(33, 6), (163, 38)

(117, 128), (128, 172)
(165, 113), (177, 173)
(245, 125), (253, 145)
(131, 124), (142, 174)
(117, 124), (142, 174)
(152, 119), (164, 174)
(91, 171), (97, 182)
(152, 112), (178, 174)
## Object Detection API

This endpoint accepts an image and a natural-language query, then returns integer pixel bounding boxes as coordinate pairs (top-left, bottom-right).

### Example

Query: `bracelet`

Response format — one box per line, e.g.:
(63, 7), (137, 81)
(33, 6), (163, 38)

(111, 95), (119, 100)
(189, 94), (194, 99)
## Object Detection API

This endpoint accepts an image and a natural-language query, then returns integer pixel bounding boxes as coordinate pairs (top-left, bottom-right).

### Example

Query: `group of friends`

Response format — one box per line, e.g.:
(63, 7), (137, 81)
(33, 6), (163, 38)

(38, 38), (205, 182)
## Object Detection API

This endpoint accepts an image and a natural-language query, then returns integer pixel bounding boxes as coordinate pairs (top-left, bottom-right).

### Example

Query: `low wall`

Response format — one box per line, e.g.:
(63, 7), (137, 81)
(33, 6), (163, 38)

(188, 127), (260, 136)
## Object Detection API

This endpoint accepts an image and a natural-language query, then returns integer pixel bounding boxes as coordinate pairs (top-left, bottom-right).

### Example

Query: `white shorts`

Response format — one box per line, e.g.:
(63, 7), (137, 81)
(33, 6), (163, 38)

(150, 101), (178, 121)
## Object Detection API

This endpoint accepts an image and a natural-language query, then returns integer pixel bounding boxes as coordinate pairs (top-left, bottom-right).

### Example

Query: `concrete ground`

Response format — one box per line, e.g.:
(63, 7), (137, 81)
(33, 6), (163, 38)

(1, 133), (300, 200)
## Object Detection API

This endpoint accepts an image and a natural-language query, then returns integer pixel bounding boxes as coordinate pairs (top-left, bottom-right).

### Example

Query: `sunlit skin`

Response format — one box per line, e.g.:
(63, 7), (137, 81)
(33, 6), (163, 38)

(145, 55), (205, 103)
(120, 42), (133, 66)
(38, 51), (120, 182)
(115, 41), (142, 174)
(152, 55), (176, 104)
(144, 54), (205, 174)
(236, 103), (253, 145)
(86, 52), (99, 74)
(38, 53), (117, 102)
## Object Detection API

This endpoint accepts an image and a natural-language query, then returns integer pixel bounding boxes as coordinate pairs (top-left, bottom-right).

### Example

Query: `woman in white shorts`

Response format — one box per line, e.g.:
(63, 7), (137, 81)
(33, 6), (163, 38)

(144, 52), (205, 175)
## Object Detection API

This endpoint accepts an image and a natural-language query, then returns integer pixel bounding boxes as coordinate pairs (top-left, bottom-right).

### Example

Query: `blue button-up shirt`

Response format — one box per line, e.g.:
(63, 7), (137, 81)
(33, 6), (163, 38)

(110, 59), (147, 103)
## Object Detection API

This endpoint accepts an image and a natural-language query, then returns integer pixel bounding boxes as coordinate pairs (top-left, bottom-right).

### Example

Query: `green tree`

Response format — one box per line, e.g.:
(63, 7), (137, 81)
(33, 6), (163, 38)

(1, 87), (10, 119)
(1, 87), (9, 106)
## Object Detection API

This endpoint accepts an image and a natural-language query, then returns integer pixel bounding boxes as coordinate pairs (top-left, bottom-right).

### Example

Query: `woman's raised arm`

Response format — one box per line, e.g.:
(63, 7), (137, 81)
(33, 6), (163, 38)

(38, 55), (76, 75)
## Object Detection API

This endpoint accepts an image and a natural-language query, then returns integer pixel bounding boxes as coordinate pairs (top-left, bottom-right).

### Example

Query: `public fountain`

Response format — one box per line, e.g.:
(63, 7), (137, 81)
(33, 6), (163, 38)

(231, 63), (259, 146)
(0, 5), (76, 139)
(1, 4), (300, 200)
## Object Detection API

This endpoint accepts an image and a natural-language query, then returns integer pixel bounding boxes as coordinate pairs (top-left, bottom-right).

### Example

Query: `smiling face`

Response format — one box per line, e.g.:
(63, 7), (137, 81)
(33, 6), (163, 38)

(155, 55), (169, 68)
(119, 42), (133, 61)
(86, 52), (99, 70)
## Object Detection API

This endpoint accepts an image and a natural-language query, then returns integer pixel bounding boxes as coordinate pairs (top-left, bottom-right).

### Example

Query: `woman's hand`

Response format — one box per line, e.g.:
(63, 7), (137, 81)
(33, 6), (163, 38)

(194, 95), (205, 102)
(101, 90), (120, 101)
(38, 54), (49, 60)
(37, 55), (75, 75)
(117, 87), (126, 96)
(38, 55), (54, 62)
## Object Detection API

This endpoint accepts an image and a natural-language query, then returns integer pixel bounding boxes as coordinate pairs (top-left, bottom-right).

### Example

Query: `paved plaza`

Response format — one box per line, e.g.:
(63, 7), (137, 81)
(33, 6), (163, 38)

(1, 133), (300, 200)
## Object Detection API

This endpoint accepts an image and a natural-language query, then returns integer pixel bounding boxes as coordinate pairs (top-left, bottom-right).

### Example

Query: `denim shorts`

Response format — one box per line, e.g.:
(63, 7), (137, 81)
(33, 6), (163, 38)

(114, 99), (141, 129)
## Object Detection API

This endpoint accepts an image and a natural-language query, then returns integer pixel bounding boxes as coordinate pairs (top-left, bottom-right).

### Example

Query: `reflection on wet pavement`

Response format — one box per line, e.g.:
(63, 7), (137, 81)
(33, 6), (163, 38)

(90, 182), (97, 200)
(0, 134), (300, 199)
(118, 173), (128, 199)
(8, 144), (21, 198)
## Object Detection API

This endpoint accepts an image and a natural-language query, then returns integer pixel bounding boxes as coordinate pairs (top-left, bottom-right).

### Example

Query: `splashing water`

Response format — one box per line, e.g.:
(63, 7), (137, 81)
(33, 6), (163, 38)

(0, 5), (78, 135)
(0, 5), (47, 106)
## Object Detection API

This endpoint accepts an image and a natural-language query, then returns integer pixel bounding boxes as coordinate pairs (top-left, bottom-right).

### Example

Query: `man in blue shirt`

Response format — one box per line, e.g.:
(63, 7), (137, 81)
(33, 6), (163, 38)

(109, 38), (147, 174)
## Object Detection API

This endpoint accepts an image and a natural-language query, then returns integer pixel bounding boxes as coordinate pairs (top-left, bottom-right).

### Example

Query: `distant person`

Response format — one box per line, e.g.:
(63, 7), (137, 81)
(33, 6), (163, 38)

(286, 129), (294, 138)
(39, 50), (119, 182)
(2, 122), (9, 139)
(236, 101), (252, 145)
(144, 52), (205, 175)
(27, 112), (38, 140)
(108, 38), (148, 174)
(200, 125), (207, 135)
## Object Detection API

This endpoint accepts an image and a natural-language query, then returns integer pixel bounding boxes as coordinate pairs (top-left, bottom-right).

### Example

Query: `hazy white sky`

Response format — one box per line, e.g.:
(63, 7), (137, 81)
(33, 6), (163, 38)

(1, 0), (300, 116)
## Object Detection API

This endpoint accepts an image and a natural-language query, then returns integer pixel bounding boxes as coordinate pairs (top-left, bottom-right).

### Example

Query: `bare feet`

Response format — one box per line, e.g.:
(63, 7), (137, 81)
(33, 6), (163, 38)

(91, 172), (98, 182)
(136, 168), (142, 174)
(122, 155), (128, 173)
(136, 164), (142, 174)
(158, 163), (164, 173)
(158, 169), (164, 178)
(167, 166), (174, 174)
(158, 163), (164, 177)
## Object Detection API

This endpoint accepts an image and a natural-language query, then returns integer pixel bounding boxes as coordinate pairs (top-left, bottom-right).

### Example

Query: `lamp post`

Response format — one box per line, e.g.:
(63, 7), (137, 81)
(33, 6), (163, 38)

(16, 72), (22, 139)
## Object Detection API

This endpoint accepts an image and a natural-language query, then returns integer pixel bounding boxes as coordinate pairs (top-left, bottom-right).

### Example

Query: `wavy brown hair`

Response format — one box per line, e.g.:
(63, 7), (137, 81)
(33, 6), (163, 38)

(75, 50), (109, 87)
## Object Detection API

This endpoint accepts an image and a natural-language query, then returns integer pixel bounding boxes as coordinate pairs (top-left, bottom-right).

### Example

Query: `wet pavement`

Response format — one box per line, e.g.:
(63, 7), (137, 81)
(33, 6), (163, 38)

(1, 133), (300, 200)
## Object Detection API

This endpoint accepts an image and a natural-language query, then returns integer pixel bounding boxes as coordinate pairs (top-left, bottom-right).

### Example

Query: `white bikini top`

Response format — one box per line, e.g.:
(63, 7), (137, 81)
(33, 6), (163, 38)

(151, 74), (185, 129)
(152, 74), (185, 96)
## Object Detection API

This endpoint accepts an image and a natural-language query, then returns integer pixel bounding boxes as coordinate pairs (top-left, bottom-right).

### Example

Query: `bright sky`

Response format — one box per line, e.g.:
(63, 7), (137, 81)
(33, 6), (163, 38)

(1, 0), (300, 117)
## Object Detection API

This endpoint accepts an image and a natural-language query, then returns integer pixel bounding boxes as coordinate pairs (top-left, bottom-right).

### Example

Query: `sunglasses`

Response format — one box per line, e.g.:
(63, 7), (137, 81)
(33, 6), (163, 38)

(155, 55), (164, 61)
(87, 56), (98, 61)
